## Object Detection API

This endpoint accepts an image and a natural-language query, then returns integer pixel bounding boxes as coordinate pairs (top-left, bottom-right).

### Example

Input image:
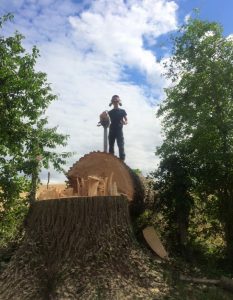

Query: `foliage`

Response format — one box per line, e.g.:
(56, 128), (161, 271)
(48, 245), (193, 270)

(153, 155), (193, 250)
(0, 197), (28, 248)
(0, 14), (71, 245)
(155, 17), (233, 260)
(132, 168), (142, 176)
(188, 194), (225, 257)
(133, 209), (153, 234)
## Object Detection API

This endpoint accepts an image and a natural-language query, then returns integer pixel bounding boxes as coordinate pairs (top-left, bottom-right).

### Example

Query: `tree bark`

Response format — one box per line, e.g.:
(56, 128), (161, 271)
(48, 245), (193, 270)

(0, 196), (165, 300)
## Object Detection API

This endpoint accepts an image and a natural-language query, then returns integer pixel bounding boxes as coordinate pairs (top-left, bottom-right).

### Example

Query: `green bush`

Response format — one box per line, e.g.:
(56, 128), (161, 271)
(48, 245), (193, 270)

(0, 197), (28, 249)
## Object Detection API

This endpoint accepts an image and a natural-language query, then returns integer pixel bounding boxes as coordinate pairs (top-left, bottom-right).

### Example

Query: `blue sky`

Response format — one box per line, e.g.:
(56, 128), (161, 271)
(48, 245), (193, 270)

(177, 0), (233, 36)
(0, 0), (232, 182)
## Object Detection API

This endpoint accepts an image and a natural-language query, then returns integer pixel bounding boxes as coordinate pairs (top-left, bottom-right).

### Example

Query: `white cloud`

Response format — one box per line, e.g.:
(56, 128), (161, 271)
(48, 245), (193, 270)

(69, 0), (177, 80)
(226, 34), (233, 41)
(184, 13), (191, 24)
(0, 0), (178, 182)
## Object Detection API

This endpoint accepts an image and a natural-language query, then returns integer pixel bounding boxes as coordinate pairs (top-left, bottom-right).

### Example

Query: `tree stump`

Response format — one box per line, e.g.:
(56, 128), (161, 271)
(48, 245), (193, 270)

(0, 196), (166, 299)
(66, 152), (145, 215)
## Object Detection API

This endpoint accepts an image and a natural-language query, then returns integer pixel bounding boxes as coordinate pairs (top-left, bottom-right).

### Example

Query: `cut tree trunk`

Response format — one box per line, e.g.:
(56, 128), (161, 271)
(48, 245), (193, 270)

(0, 196), (166, 300)
(66, 152), (146, 216)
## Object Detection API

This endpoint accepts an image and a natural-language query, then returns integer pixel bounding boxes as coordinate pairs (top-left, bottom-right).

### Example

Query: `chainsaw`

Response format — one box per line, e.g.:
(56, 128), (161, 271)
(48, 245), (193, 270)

(97, 111), (110, 152)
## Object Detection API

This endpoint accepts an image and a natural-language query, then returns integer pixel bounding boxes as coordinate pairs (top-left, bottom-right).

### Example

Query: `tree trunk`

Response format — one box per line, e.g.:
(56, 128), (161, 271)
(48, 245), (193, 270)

(66, 152), (145, 216)
(0, 196), (165, 299)
(29, 160), (40, 205)
(223, 207), (233, 263)
(219, 189), (233, 265)
(29, 168), (38, 204)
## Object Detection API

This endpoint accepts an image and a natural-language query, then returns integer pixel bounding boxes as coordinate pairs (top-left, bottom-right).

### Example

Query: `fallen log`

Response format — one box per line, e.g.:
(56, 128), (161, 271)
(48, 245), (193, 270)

(180, 274), (233, 293)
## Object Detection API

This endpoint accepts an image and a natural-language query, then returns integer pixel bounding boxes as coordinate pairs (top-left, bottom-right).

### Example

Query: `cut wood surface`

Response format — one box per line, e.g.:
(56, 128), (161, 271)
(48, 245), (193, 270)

(143, 226), (168, 259)
(76, 174), (119, 197)
(67, 152), (135, 200)
(0, 196), (167, 300)
(36, 152), (146, 216)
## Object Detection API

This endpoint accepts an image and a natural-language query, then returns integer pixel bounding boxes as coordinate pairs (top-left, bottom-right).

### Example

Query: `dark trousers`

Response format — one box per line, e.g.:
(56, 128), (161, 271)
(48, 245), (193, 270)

(109, 128), (125, 160)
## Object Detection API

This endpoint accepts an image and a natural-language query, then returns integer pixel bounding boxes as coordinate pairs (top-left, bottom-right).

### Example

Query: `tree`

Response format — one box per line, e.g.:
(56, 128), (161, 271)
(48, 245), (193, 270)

(154, 154), (193, 250)
(157, 17), (233, 260)
(0, 14), (70, 212)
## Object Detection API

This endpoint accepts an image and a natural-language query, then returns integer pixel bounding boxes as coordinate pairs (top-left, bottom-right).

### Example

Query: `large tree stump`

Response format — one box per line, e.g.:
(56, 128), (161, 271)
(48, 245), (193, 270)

(0, 196), (166, 299)
(67, 152), (145, 215)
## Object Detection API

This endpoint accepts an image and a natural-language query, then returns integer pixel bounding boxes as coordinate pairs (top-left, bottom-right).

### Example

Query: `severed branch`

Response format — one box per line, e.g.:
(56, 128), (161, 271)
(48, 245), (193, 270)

(180, 274), (219, 285)
(180, 275), (233, 293)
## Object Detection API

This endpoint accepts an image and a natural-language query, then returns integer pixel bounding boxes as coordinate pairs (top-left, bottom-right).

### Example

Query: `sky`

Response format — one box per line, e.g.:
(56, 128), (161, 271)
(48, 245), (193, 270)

(0, 0), (233, 183)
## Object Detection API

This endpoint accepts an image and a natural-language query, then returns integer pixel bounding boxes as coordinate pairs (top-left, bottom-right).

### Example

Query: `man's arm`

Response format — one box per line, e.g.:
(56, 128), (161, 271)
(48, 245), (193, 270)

(123, 115), (128, 125)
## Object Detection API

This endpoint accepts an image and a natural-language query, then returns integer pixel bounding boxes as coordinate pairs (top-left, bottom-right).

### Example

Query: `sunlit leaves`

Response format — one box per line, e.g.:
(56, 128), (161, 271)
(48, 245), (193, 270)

(0, 14), (71, 209)
(156, 17), (233, 255)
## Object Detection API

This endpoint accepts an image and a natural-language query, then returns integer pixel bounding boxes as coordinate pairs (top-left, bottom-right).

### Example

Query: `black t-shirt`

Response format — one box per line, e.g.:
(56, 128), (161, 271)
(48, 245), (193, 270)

(108, 108), (127, 130)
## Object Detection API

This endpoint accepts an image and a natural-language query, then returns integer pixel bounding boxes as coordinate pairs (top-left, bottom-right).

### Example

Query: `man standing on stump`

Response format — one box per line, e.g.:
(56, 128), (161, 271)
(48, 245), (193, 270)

(108, 95), (128, 161)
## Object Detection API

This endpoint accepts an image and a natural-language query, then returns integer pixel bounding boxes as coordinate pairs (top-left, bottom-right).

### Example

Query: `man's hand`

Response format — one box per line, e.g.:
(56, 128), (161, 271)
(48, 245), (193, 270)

(123, 116), (128, 125)
(120, 119), (128, 125)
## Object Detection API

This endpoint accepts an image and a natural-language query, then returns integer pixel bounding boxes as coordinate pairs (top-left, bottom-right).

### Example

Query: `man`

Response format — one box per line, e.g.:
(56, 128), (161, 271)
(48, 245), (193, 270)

(108, 95), (128, 161)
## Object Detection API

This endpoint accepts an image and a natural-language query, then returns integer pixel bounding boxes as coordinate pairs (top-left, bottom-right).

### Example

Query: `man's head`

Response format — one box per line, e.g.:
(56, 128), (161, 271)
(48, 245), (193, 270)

(109, 95), (122, 107)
